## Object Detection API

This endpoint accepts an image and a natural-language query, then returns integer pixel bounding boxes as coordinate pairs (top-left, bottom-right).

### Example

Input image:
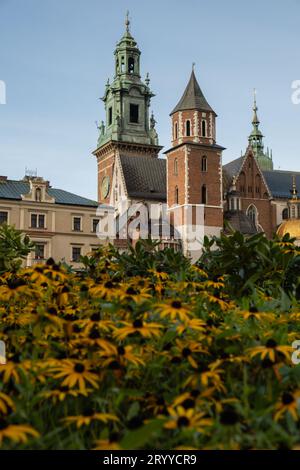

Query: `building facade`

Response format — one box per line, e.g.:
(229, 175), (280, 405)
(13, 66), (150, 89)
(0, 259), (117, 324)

(0, 175), (102, 266)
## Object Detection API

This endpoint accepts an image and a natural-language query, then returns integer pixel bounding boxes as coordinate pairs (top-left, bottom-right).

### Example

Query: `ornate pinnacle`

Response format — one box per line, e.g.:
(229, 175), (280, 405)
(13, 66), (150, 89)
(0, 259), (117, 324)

(125, 10), (130, 32)
(145, 72), (150, 87)
(291, 175), (298, 199)
(252, 88), (259, 125)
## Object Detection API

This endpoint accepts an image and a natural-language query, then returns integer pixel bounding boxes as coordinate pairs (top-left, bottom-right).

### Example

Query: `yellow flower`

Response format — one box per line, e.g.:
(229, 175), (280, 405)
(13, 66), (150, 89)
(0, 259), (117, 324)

(164, 406), (212, 432)
(51, 360), (99, 392)
(274, 391), (300, 422)
(98, 341), (144, 367)
(113, 319), (163, 340)
(0, 393), (14, 415)
(0, 420), (39, 446)
(248, 339), (292, 363)
(155, 300), (191, 321)
(63, 410), (119, 428)
(148, 268), (168, 280)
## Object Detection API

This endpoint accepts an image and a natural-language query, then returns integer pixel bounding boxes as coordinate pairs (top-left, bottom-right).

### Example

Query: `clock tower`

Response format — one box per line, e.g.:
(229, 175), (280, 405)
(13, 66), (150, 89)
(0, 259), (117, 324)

(93, 13), (162, 204)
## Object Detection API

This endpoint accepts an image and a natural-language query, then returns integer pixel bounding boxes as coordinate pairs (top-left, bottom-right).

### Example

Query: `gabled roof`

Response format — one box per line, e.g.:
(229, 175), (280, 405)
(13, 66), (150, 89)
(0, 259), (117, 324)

(262, 170), (300, 199)
(0, 179), (98, 207)
(223, 156), (244, 180)
(119, 155), (166, 201)
(170, 70), (215, 115)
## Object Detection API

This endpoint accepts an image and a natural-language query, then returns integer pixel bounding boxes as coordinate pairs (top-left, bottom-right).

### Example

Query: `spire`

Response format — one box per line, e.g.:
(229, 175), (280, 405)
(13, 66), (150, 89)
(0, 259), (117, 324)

(125, 10), (130, 33)
(291, 175), (298, 200)
(170, 69), (215, 115)
(248, 90), (273, 171)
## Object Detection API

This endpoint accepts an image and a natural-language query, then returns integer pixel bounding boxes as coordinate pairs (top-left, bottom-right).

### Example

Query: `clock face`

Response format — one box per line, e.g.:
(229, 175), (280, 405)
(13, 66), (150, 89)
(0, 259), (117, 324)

(101, 176), (110, 199)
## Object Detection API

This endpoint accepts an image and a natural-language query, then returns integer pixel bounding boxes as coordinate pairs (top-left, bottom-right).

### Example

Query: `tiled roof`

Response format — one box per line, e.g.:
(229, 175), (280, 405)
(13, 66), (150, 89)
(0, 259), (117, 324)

(120, 155), (166, 201)
(170, 71), (215, 115)
(262, 170), (300, 199)
(0, 179), (98, 207)
(223, 156), (244, 180)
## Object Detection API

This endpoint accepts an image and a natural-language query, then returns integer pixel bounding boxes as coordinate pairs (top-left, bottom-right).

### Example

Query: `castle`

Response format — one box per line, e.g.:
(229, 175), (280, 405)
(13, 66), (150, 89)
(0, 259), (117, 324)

(93, 16), (300, 259)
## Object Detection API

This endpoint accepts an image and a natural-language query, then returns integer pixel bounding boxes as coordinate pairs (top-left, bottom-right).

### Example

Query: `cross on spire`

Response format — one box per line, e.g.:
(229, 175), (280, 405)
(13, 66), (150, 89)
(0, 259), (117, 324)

(125, 10), (130, 32)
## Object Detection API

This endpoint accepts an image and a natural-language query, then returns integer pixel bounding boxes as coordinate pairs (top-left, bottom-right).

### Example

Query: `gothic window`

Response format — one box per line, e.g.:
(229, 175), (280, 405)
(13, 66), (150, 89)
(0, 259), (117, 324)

(255, 174), (261, 196)
(186, 120), (191, 137)
(240, 172), (246, 194)
(201, 185), (207, 204)
(128, 57), (135, 74)
(175, 186), (179, 204)
(174, 158), (178, 176)
(202, 120), (207, 137)
(108, 107), (112, 126)
(282, 208), (288, 220)
(247, 205), (257, 226)
(130, 104), (139, 123)
(201, 156), (207, 172)
(174, 122), (178, 139)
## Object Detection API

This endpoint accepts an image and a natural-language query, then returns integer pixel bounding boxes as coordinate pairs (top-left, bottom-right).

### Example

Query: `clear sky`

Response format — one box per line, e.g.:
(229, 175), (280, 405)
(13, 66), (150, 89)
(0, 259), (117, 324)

(0, 0), (299, 200)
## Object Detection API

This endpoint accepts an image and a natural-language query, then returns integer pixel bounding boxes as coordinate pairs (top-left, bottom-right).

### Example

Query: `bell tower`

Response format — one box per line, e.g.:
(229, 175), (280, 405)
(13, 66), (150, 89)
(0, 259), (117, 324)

(93, 13), (162, 204)
(165, 66), (225, 259)
(248, 90), (273, 171)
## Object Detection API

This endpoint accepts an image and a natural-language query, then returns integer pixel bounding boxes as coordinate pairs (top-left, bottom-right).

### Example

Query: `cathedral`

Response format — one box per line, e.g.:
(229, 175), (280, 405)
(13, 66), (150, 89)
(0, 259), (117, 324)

(93, 16), (300, 259)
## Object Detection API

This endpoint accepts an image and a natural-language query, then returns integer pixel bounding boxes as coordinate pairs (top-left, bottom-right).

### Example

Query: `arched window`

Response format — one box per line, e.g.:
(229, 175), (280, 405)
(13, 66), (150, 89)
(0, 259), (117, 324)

(201, 185), (207, 204)
(201, 156), (207, 172)
(128, 57), (135, 74)
(247, 204), (257, 226)
(121, 56), (125, 72)
(174, 122), (178, 139)
(282, 208), (288, 220)
(175, 186), (179, 204)
(202, 120), (207, 137)
(186, 120), (191, 137)
(35, 187), (42, 202)
(174, 158), (178, 176)
(239, 171), (246, 194)
(255, 174), (261, 195)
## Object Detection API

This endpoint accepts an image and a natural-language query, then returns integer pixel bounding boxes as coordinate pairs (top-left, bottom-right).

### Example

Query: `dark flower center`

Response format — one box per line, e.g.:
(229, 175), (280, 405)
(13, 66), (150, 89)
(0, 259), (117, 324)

(74, 363), (85, 373)
(190, 389), (200, 398)
(171, 356), (182, 364)
(282, 392), (294, 405)
(133, 319), (143, 329)
(109, 360), (121, 370)
(182, 347), (191, 358)
(90, 312), (101, 322)
(89, 329), (100, 339)
(117, 346), (126, 356)
(126, 287), (137, 295)
(181, 398), (195, 410)
(46, 258), (55, 266)
(62, 286), (70, 293)
(171, 301), (182, 309)
(266, 339), (277, 348)
(177, 416), (190, 427)
(0, 419), (8, 430)
(104, 281), (114, 289)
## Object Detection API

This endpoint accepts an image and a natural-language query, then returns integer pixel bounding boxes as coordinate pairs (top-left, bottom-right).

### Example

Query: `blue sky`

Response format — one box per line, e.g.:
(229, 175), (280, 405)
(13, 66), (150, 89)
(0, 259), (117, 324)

(0, 0), (299, 200)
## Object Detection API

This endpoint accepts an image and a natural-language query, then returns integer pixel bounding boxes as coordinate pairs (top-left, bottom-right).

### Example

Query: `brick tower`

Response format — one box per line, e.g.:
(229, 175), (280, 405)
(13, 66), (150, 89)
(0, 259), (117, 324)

(92, 13), (162, 205)
(165, 67), (225, 259)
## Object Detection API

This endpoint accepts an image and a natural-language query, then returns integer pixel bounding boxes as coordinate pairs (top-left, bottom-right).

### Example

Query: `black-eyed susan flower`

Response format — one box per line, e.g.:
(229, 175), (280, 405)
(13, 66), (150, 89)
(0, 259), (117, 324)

(248, 339), (293, 363)
(98, 341), (144, 367)
(63, 409), (119, 428)
(155, 300), (191, 321)
(164, 406), (212, 432)
(0, 393), (14, 415)
(0, 420), (39, 446)
(274, 391), (300, 421)
(113, 319), (163, 340)
(51, 360), (99, 392)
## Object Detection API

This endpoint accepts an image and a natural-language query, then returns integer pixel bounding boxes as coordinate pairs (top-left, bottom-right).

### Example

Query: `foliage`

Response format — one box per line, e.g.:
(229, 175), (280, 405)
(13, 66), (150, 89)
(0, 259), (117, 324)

(0, 234), (300, 449)
(0, 224), (35, 275)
